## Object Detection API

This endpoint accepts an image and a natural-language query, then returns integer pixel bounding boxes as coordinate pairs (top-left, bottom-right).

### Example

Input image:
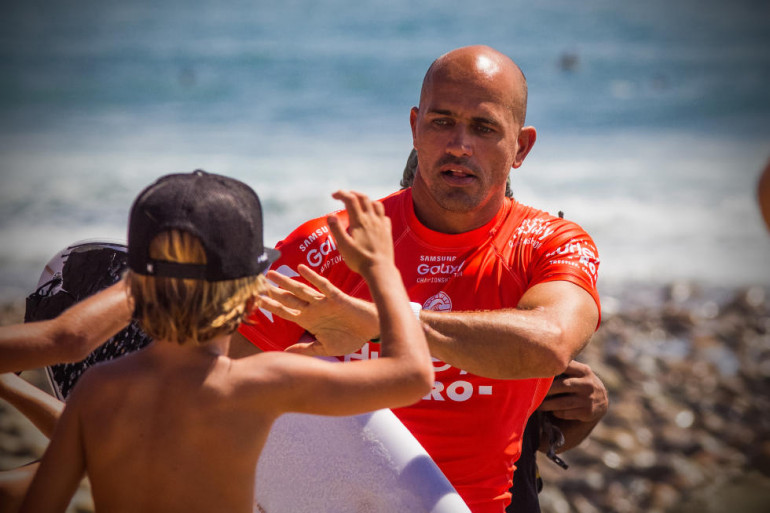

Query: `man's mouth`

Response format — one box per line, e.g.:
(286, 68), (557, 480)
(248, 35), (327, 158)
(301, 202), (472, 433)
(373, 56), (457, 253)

(441, 167), (476, 185)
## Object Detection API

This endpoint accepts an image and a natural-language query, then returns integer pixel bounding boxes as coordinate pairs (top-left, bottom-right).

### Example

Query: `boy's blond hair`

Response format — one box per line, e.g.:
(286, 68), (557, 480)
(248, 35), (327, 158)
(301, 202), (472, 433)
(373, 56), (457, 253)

(128, 230), (266, 345)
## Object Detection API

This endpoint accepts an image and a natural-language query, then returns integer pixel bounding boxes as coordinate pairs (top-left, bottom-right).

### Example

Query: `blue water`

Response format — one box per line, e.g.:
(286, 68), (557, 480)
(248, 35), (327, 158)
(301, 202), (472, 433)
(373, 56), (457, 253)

(1, 0), (769, 300)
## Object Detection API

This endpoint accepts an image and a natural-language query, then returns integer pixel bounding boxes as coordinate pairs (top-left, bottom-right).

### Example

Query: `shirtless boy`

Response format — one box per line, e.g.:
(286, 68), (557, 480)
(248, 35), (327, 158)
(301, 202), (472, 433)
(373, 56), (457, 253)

(20, 170), (434, 513)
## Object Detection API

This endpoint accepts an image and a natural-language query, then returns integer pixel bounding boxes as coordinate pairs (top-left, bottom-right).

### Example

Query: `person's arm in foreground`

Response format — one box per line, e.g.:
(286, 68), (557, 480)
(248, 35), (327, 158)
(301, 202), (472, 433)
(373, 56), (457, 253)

(256, 190), (434, 415)
(0, 280), (133, 373)
(0, 374), (64, 513)
(0, 373), (63, 438)
(538, 360), (608, 453)
(263, 265), (598, 379)
(0, 464), (40, 513)
(19, 376), (89, 513)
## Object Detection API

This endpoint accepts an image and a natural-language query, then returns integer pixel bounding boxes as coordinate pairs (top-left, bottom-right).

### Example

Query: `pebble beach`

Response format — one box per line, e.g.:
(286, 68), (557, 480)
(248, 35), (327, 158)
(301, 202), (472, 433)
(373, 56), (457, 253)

(538, 281), (770, 513)
(2, 280), (769, 512)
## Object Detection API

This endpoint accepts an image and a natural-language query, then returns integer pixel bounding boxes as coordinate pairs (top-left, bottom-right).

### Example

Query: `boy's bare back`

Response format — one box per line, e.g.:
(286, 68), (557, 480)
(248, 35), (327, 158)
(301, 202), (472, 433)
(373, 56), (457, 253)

(58, 339), (277, 512)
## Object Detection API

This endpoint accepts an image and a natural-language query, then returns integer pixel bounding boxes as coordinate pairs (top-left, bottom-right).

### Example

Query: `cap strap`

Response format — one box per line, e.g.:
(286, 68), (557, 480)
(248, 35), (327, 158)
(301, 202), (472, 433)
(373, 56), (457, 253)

(145, 260), (208, 279)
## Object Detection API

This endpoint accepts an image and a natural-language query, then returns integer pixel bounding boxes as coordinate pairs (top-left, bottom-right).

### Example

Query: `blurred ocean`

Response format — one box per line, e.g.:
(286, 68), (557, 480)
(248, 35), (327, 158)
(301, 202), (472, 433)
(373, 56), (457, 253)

(1, 0), (769, 301)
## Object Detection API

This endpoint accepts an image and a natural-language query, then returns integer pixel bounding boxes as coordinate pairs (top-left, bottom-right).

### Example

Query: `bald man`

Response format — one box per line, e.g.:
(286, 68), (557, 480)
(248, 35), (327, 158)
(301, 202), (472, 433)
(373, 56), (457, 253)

(235, 45), (602, 512)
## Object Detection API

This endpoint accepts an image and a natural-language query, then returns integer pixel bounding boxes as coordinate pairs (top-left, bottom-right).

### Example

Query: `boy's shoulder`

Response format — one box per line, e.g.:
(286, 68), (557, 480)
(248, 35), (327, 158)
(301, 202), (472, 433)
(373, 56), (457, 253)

(67, 349), (151, 405)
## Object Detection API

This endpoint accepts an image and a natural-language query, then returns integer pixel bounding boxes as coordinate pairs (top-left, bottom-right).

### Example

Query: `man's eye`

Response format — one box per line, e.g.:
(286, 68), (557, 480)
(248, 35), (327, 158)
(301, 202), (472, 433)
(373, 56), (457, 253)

(475, 125), (494, 134)
(432, 118), (451, 127)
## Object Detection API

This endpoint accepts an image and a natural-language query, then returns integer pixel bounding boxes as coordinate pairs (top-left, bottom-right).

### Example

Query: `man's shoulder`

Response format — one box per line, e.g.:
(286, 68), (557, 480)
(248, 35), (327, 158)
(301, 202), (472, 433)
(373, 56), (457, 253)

(381, 187), (410, 210)
(507, 201), (595, 245)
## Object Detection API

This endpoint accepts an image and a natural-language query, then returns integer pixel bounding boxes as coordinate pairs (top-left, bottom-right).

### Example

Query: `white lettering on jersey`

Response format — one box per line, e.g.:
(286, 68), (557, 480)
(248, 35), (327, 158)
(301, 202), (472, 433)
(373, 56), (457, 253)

(306, 235), (338, 267)
(298, 227), (330, 252)
(545, 239), (599, 285)
(419, 255), (457, 262)
(416, 260), (466, 276)
(421, 379), (493, 402)
(509, 218), (555, 248)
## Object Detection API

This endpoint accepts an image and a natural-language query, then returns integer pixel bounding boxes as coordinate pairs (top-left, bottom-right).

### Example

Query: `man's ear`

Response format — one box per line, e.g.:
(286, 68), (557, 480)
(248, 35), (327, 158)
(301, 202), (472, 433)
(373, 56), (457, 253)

(512, 126), (537, 169)
(409, 106), (419, 143)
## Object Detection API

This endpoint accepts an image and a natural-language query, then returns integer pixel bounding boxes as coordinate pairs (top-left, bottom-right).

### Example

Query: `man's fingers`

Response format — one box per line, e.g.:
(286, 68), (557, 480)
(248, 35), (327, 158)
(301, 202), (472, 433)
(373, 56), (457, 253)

(562, 360), (590, 377)
(539, 393), (581, 412)
(257, 295), (302, 320)
(263, 287), (308, 310)
(548, 409), (587, 421)
(266, 270), (324, 303)
(297, 264), (342, 296)
(546, 378), (570, 396)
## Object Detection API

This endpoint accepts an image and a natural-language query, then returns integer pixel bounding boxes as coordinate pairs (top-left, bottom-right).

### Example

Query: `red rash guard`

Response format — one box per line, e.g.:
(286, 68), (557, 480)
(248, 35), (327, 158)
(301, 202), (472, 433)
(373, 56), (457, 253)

(240, 188), (600, 512)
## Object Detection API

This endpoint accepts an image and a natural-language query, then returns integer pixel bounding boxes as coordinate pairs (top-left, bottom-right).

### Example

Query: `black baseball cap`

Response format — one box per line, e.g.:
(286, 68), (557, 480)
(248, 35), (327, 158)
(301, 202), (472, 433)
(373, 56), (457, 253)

(128, 170), (280, 281)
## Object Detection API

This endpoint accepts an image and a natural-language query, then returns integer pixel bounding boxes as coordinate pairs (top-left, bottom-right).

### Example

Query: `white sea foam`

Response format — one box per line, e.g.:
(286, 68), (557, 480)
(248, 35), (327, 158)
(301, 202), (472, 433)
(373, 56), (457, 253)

(2, 129), (768, 302)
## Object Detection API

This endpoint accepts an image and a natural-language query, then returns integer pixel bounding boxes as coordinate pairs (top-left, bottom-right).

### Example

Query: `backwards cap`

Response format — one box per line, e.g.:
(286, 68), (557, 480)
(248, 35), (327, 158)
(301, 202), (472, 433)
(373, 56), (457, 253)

(128, 170), (280, 281)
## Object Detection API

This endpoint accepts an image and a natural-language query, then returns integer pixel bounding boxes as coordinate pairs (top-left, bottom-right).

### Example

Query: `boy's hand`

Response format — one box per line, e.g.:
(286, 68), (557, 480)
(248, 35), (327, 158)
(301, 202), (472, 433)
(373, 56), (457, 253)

(327, 190), (393, 277)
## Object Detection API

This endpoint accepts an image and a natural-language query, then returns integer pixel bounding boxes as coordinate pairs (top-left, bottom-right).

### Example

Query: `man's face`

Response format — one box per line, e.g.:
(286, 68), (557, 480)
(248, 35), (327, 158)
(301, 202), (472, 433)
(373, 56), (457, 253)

(410, 72), (522, 221)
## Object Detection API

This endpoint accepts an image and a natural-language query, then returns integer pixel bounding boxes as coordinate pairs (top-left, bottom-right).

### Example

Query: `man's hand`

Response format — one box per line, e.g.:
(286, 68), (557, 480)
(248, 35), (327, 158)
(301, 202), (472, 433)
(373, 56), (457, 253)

(540, 360), (608, 422)
(260, 265), (377, 356)
(538, 360), (608, 453)
(258, 190), (393, 357)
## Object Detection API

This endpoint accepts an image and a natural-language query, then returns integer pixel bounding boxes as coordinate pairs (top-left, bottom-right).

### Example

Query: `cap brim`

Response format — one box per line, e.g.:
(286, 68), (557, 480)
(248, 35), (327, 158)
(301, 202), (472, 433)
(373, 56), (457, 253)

(257, 247), (282, 275)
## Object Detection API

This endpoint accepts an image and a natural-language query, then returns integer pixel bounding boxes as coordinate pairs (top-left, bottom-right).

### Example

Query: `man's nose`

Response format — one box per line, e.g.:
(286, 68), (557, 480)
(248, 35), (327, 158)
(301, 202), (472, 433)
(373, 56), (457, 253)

(445, 126), (473, 157)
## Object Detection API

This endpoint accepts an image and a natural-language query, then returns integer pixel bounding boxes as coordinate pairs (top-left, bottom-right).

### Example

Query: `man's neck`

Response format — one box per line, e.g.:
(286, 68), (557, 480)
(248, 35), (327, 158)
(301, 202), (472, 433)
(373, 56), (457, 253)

(410, 184), (505, 234)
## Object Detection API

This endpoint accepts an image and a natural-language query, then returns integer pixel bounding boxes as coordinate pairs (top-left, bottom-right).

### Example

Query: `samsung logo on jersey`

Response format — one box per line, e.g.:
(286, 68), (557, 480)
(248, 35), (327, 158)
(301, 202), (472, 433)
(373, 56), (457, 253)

(307, 236), (338, 267)
(417, 260), (465, 276)
(298, 227), (331, 252)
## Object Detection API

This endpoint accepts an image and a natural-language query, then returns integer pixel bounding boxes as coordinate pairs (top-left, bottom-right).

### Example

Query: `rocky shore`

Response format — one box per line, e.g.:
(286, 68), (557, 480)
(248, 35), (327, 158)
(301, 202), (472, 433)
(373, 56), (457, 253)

(2, 281), (769, 513)
(538, 281), (770, 513)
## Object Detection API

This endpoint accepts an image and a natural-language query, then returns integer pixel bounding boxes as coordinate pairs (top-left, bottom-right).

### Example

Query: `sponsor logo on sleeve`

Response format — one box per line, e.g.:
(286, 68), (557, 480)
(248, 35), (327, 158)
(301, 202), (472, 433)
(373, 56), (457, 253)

(544, 239), (599, 285)
(509, 218), (555, 249)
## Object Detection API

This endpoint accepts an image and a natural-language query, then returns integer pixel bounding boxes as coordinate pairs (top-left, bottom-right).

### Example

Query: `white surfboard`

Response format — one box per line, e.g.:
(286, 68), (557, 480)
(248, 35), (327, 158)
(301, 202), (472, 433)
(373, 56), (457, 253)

(255, 406), (471, 513)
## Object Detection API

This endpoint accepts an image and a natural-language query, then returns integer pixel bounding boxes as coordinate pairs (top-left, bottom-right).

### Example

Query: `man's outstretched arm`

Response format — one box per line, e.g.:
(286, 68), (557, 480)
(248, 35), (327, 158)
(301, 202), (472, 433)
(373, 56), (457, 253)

(260, 267), (598, 379)
(419, 281), (598, 379)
